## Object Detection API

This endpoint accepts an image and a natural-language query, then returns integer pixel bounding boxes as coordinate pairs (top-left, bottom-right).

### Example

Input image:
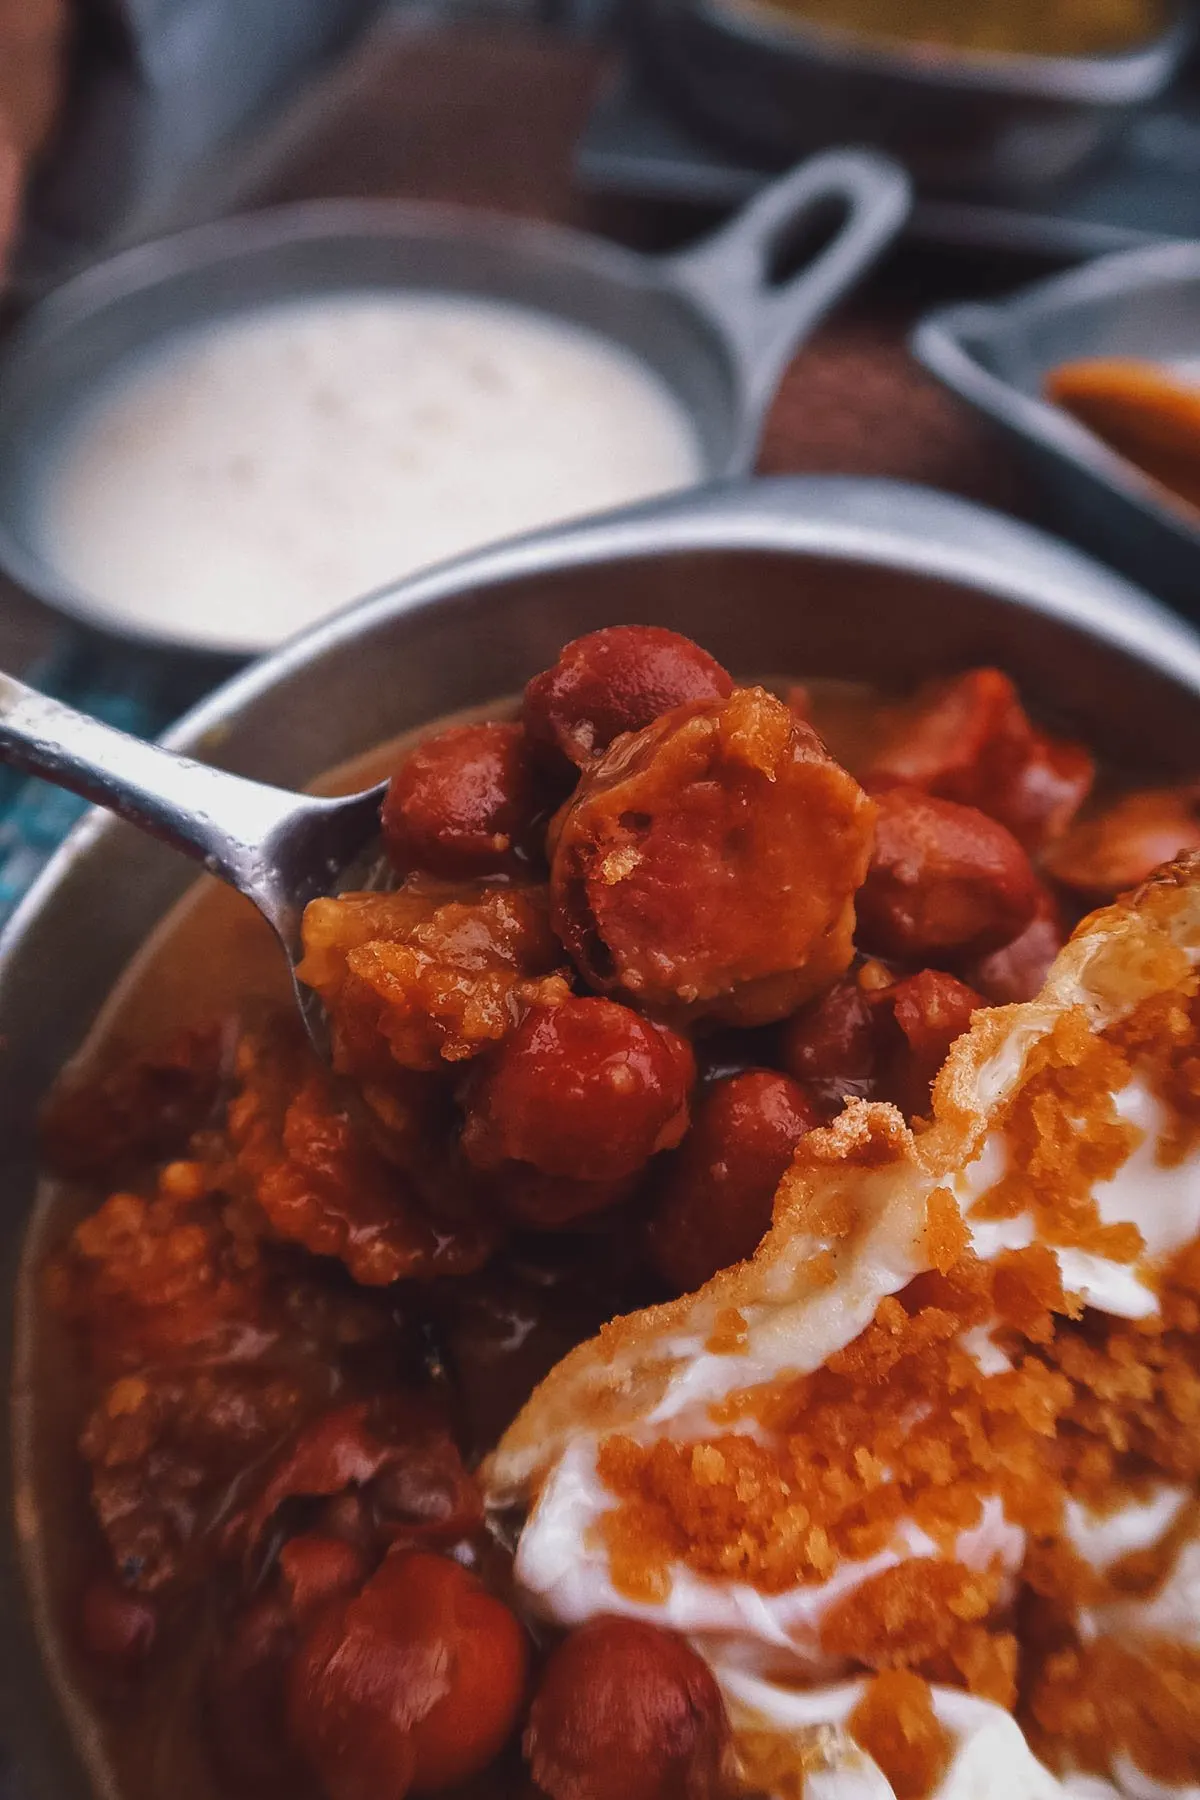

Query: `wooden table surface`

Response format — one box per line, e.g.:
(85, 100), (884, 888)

(0, 18), (1040, 683)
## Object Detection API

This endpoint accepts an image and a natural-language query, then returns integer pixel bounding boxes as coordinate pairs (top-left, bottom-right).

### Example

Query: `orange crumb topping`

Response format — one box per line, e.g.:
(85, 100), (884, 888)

(598, 979), (1200, 1783)
(597, 1248), (1071, 1697)
(1110, 984), (1200, 1166)
(730, 1728), (835, 1800)
(706, 1308), (750, 1354)
(1043, 1243), (1200, 1507)
(848, 1672), (954, 1800)
(967, 1007), (1144, 1263)
(1027, 1636), (1200, 1788)
(800, 1250), (839, 1289)
(822, 1561), (1015, 1706)
(922, 1187), (969, 1276)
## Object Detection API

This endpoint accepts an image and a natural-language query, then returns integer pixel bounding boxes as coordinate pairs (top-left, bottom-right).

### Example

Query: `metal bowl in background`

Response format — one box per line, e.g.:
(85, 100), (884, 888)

(0, 156), (908, 664)
(913, 243), (1200, 617)
(634, 0), (1193, 199)
(6, 475), (1200, 1800)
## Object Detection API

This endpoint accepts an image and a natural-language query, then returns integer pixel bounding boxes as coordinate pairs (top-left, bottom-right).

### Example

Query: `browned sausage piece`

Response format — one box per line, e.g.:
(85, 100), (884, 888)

(523, 625), (733, 768)
(856, 787), (1039, 963)
(550, 687), (877, 1026)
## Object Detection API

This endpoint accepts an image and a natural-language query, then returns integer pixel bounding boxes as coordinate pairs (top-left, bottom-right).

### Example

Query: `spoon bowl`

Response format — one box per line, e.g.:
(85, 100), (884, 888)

(0, 669), (386, 1054)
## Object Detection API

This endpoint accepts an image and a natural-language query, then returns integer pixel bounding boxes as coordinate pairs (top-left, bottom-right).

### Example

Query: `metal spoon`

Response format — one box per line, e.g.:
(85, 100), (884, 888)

(0, 669), (386, 1053)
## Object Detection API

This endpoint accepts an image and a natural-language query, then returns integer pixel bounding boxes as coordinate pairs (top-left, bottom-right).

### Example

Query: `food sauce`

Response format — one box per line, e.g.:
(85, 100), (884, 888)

(37, 294), (702, 651)
(22, 653), (1197, 1800)
(1046, 357), (1200, 514)
(741, 0), (1164, 57)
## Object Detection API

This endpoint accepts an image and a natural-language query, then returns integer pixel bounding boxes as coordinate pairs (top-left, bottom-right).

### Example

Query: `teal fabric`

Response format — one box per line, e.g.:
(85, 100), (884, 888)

(0, 638), (219, 927)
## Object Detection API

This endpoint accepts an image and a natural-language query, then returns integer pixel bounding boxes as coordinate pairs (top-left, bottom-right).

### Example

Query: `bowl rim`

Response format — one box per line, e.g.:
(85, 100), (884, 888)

(912, 239), (1200, 551)
(670, 0), (1193, 101)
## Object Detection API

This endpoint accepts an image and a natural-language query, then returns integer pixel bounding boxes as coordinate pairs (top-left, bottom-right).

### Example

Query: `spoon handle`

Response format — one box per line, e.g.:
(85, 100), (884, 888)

(0, 668), (308, 895)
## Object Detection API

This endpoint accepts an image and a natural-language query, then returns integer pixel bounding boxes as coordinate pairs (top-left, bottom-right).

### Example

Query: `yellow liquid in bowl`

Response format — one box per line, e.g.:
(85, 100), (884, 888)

(747, 0), (1165, 58)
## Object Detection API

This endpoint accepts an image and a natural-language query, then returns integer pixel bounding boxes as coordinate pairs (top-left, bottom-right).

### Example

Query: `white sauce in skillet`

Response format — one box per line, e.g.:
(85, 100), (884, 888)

(38, 293), (702, 651)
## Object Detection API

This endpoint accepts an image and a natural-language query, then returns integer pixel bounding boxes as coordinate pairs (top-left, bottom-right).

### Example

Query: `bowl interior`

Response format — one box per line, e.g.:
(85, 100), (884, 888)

(649, 0), (1192, 110)
(0, 209), (739, 656)
(698, 0), (1185, 84)
(967, 262), (1200, 400)
(7, 516), (1200, 1800)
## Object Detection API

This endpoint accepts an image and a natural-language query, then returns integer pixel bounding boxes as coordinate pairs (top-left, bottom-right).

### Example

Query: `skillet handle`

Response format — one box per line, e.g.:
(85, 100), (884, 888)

(665, 151), (911, 459)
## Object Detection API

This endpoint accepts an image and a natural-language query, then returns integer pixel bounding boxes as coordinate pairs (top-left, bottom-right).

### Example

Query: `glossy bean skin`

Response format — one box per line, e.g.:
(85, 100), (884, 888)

(382, 722), (546, 881)
(551, 688), (876, 1026)
(523, 626), (733, 769)
(1042, 786), (1200, 900)
(462, 997), (694, 1186)
(648, 1071), (820, 1293)
(209, 1534), (371, 1796)
(491, 1165), (640, 1230)
(780, 971), (881, 1111)
(782, 963), (983, 1119)
(288, 1551), (528, 1800)
(856, 787), (1039, 963)
(227, 1397), (483, 1562)
(524, 1617), (727, 1800)
(865, 668), (1094, 853)
(882, 970), (985, 1117)
(960, 884), (1064, 1005)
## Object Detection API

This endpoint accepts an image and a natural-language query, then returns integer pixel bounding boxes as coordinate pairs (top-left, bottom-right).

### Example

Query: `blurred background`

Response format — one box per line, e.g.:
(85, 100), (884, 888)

(0, 0), (1198, 905)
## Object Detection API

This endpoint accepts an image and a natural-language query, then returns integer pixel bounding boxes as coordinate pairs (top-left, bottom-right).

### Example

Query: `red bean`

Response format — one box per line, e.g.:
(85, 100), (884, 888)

(493, 1165), (640, 1230)
(209, 1537), (374, 1794)
(382, 722), (544, 879)
(648, 1071), (819, 1292)
(210, 1594), (305, 1794)
(523, 626), (733, 769)
(960, 885), (1064, 1005)
(1042, 786), (1200, 900)
(278, 1535), (370, 1618)
(79, 1574), (156, 1668)
(780, 973), (880, 1110)
(525, 1617), (727, 1800)
(288, 1551), (528, 1800)
(462, 997), (694, 1183)
(782, 964), (985, 1121)
(881, 970), (985, 1117)
(865, 668), (1094, 852)
(231, 1399), (482, 1561)
(856, 787), (1039, 962)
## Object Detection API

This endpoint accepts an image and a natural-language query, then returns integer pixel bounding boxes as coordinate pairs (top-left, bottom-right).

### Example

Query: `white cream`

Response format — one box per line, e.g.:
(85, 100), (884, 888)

(960, 1076), (1200, 1322)
(961, 1323), (1013, 1376)
(516, 1438), (1024, 1676)
(722, 1674), (896, 1797)
(719, 1669), (1067, 1800)
(639, 1153), (942, 1432)
(1059, 1491), (1200, 1798)
(1063, 1486), (1190, 1574)
(1088, 1078), (1200, 1266)
(1080, 1535), (1200, 1650)
(39, 293), (702, 650)
(1108, 1755), (1200, 1800)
